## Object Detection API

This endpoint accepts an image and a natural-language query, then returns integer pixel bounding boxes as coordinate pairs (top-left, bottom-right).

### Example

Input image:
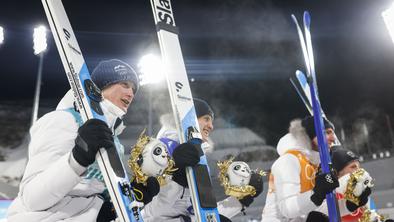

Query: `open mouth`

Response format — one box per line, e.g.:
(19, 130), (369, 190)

(121, 98), (130, 106)
(202, 129), (210, 137)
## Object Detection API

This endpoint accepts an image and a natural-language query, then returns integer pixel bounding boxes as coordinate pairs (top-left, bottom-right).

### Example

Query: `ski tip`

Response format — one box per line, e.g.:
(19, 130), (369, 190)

(295, 70), (307, 79)
(303, 11), (311, 25)
(291, 14), (297, 22)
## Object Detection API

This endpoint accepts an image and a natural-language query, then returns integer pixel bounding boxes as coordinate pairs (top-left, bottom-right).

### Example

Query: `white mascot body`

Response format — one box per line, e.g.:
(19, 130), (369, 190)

(227, 161), (251, 186)
(140, 138), (169, 177)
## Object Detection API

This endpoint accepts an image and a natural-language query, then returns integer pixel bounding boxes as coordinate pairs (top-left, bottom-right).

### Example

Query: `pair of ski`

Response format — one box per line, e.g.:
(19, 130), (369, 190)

(42, 0), (220, 221)
(291, 12), (340, 222)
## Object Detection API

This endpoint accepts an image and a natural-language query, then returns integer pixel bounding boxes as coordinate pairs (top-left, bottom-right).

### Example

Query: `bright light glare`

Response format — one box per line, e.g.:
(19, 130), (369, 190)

(382, 3), (394, 45)
(33, 25), (47, 55)
(138, 54), (165, 86)
(0, 26), (4, 44)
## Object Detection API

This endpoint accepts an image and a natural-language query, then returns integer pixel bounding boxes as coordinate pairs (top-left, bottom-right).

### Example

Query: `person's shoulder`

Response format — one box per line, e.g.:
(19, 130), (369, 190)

(33, 109), (79, 131)
(272, 152), (300, 171)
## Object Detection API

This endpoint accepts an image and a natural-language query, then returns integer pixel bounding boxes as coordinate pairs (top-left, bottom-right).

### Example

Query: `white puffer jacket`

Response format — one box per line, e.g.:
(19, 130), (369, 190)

(7, 90), (125, 222)
(261, 119), (351, 222)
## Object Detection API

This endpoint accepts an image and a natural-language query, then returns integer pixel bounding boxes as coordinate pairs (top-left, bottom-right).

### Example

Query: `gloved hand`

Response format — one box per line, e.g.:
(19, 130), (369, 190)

(310, 171), (339, 206)
(239, 171), (264, 207)
(306, 211), (329, 222)
(172, 142), (203, 187)
(172, 142), (203, 169)
(72, 119), (115, 167)
(97, 201), (116, 222)
(219, 214), (232, 222)
(346, 187), (371, 212)
(131, 177), (160, 205)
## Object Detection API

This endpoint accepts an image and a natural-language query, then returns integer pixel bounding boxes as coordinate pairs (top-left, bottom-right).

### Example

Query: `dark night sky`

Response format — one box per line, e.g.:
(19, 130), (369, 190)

(1, 0), (394, 147)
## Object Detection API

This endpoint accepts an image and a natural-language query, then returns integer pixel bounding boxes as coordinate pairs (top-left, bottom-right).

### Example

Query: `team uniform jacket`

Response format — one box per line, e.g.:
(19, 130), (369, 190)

(261, 132), (351, 222)
(7, 90), (126, 222)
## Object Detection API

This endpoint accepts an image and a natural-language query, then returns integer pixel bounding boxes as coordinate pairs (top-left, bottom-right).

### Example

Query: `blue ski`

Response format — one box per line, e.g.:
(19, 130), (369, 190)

(292, 11), (340, 222)
(41, 1), (142, 221)
(148, 0), (220, 221)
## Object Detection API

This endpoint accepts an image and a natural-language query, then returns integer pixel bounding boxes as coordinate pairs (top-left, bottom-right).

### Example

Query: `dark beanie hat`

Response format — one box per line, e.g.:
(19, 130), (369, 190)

(301, 116), (335, 140)
(194, 98), (214, 119)
(91, 59), (139, 94)
(331, 147), (359, 173)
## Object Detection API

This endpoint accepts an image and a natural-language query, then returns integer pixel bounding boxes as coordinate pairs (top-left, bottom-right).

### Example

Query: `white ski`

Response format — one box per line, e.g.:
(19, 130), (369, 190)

(41, 1), (142, 221)
(148, 0), (220, 221)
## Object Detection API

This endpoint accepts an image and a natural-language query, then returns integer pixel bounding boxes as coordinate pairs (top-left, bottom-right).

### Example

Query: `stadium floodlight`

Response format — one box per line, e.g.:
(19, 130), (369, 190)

(138, 54), (165, 86)
(382, 3), (394, 45)
(33, 25), (47, 55)
(31, 25), (47, 125)
(0, 26), (4, 45)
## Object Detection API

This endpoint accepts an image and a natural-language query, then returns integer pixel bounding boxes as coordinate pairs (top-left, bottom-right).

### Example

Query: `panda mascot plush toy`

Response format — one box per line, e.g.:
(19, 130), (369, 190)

(217, 157), (265, 199)
(129, 130), (176, 186)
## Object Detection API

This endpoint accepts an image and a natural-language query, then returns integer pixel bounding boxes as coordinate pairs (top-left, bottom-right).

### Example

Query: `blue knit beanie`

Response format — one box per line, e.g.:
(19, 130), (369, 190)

(194, 98), (214, 119)
(91, 59), (139, 94)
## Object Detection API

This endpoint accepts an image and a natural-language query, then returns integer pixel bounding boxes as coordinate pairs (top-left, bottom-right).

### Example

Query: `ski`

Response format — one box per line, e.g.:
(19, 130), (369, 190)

(290, 74), (313, 115)
(41, 1), (142, 221)
(148, 0), (220, 221)
(292, 11), (340, 222)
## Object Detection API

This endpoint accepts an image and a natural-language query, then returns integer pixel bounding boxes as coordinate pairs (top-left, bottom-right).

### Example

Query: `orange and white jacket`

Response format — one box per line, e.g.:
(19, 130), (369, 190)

(261, 119), (351, 222)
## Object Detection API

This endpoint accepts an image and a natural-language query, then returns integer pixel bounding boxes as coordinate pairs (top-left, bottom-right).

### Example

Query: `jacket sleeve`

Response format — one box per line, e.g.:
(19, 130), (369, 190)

(19, 111), (83, 211)
(217, 196), (243, 219)
(273, 154), (317, 218)
(141, 180), (187, 221)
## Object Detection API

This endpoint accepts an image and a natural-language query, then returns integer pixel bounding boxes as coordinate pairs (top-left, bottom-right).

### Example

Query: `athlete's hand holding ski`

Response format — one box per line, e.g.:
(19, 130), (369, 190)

(171, 142), (204, 187)
(72, 119), (115, 167)
(311, 171), (339, 206)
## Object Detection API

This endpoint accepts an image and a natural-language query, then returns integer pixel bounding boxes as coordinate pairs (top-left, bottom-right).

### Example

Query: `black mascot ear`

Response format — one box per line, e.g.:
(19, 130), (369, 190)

(137, 154), (143, 166)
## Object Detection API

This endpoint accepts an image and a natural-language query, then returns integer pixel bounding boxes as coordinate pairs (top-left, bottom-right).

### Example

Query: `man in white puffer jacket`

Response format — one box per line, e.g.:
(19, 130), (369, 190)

(261, 116), (353, 222)
(7, 59), (157, 222)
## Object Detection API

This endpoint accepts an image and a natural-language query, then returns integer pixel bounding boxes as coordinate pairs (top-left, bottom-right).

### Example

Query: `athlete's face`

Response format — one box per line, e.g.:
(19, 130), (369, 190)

(311, 128), (336, 151)
(198, 114), (214, 142)
(338, 160), (360, 178)
(102, 81), (135, 112)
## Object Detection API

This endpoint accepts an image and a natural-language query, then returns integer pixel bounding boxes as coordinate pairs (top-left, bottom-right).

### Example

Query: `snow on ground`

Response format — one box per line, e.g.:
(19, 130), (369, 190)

(0, 137), (29, 198)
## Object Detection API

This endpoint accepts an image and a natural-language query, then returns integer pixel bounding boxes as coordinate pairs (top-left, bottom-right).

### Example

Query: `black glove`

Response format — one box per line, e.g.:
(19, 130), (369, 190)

(310, 171), (339, 206)
(172, 142), (203, 169)
(97, 201), (116, 222)
(172, 142), (203, 187)
(239, 172), (264, 207)
(72, 119), (115, 167)
(385, 219), (394, 222)
(346, 187), (371, 212)
(306, 211), (329, 222)
(219, 214), (232, 222)
(131, 177), (160, 205)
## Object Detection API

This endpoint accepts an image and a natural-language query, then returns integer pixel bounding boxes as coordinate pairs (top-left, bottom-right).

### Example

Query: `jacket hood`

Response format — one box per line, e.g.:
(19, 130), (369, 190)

(277, 119), (320, 164)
